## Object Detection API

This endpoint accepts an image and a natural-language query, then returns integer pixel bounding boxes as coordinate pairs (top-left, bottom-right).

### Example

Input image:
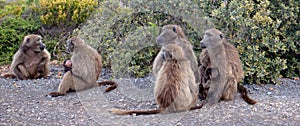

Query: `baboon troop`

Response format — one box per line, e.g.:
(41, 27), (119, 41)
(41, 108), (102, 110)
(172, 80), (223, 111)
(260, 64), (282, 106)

(153, 25), (200, 84)
(111, 44), (202, 115)
(2, 25), (256, 116)
(199, 28), (256, 105)
(2, 34), (50, 80)
(48, 36), (117, 97)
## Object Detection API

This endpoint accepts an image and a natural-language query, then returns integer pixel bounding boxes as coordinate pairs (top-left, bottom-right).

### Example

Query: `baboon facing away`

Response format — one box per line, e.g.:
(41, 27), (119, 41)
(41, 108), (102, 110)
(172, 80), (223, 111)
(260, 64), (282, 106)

(2, 34), (50, 80)
(111, 44), (202, 115)
(49, 36), (117, 97)
(199, 28), (256, 106)
(152, 25), (199, 83)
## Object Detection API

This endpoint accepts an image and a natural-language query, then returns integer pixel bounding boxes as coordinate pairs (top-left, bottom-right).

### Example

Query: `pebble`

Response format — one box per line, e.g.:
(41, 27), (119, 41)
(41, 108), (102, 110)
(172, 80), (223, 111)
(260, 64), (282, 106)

(0, 65), (299, 125)
(267, 92), (272, 95)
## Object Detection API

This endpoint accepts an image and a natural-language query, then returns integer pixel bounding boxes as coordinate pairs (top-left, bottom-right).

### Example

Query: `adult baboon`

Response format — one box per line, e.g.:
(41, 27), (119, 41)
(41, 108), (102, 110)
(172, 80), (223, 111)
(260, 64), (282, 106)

(2, 34), (50, 80)
(152, 25), (199, 83)
(49, 36), (117, 97)
(199, 28), (256, 105)
(111, 44), (202, 115)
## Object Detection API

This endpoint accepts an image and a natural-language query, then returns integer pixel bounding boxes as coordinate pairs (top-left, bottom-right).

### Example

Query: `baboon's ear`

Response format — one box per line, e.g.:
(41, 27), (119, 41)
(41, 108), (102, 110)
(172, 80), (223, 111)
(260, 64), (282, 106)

(220, 34), (223, 39)
(173, 26), (177, 33)
(21, 44), (28, 51)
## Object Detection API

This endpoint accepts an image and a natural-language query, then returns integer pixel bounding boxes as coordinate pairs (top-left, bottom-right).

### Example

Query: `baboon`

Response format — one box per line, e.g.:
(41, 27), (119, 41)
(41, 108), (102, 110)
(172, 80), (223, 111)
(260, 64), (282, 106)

(2, 34), (50, 80)
(199, 28), (256, 106)
(63, 60), (72, 73)
(111, 44), (202, 115)
(49, 36), (117, 97)
(152, 25), (199, 83)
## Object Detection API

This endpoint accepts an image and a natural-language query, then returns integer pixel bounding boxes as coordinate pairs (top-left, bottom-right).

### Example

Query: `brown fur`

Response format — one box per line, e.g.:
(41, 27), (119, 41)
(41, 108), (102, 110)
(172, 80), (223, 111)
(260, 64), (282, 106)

(199, 28), (256, 105)
(2, 34), (50, 80)
(49, 36), (117, 97)
(111, 44), (201, 115)
(152, 25), (199, 83)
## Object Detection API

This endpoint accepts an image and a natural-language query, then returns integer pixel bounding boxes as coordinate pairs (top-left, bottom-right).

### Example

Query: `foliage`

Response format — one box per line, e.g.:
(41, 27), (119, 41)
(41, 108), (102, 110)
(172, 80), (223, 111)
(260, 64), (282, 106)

(0, 16), (40, 65)
(31, 0), (98, 26)
(77, 0), (207, 77)
(0, 0), (99, 65)
(1, 0), (298, 84)
(0, 0), (26, 18)
(196, 0), (299, 83)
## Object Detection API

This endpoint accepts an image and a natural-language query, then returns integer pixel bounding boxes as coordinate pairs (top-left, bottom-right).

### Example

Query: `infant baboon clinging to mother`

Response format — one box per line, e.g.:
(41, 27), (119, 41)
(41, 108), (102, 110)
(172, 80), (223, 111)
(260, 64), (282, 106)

(153, 25), (199, 83)
(2, 34), (50, 80)
(49, 36), (117, 97)
(199, 28), (256, 106)
(111, 44), (202, 115)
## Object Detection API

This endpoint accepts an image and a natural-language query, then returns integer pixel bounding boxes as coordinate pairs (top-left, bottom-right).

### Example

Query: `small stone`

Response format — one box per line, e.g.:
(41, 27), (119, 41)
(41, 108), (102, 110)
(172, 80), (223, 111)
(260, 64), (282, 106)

(70, 115), (75, 119)
(267, 92), (272, 95)
(175, 123), (182, 126)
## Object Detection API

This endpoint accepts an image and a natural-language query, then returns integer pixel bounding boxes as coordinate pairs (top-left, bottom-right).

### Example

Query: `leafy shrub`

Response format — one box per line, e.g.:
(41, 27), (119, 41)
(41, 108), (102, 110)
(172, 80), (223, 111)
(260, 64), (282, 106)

(196, 0), (299, 83)
(77, 0), (207, 77)
(0, 0), (25, 18)
(32, 0), (98, 26)
(0, 16), (40, 65)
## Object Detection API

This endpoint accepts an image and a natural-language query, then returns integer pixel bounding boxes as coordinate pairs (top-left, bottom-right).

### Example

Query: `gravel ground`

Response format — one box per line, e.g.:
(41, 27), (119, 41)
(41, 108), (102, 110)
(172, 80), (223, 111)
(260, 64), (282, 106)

(0, 65), (299, 126)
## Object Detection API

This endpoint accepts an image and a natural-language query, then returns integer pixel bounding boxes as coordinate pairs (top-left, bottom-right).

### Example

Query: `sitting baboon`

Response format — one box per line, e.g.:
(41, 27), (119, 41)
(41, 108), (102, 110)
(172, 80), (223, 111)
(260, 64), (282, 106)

(49, 36), (117, 97)
(111, 44), (202, 115)
(2, 34), (50, 80)
(152, 25), (199, 83)
(199, 28), (256, 106)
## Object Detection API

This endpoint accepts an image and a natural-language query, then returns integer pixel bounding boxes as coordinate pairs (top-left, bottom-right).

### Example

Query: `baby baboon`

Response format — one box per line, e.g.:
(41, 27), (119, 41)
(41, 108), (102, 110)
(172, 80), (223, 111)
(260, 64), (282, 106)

(111, 44), (202, 115)
(152, 25), (200, 83)
(199, 28), (256, 105)
(49, 36), (117, 97)
(2, 34), (50, 80)
(63, 60), (72, 73)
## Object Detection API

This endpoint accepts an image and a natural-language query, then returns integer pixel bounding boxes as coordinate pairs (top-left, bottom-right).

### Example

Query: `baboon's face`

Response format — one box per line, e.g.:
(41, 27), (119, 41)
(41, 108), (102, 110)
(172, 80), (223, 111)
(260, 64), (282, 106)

(200, 29), (223, 49)
(66, 39), (75, 53)
(66, 36), (84, 53)
(22, 35), (45, 52)
(162, 44), (185, 60)
(156, 26), (178, 46)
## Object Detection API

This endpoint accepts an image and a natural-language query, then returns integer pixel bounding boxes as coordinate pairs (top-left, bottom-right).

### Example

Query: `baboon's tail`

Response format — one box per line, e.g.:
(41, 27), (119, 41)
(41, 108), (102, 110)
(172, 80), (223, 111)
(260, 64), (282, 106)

(110, 108), (161, 115)
(238, 85), (257, 105)
(2, 73), (16, 79)
(48, 92), (66, 97)
(97, 81), (118, 92)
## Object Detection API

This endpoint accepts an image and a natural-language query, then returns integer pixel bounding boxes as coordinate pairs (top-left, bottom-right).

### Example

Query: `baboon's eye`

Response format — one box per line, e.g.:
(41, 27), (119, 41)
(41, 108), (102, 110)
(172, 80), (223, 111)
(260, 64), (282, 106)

(169, 52), (173, 59)
(173, 26), (177, 33)
(220, 34), (223, 39)
(70, 40), (74, 46)
(26, 38), (30, 43)
(205, 33), (212, 37)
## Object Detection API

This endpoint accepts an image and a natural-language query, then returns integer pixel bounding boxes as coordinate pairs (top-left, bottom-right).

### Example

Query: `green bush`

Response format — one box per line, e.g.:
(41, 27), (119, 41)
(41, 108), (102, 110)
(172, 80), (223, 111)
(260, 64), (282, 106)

(0, 0), (100, 64)
(77, 0), (207, 77)
(0, 16), (40, 65)
(0, 0), (25, 18)
(31, 0), (98, 26)
(196, 0), (299, 83)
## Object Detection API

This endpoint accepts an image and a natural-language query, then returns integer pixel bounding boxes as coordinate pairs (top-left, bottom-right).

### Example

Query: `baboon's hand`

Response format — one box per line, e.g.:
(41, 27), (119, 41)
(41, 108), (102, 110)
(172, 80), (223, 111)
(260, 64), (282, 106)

(18, 65), (30, 78)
